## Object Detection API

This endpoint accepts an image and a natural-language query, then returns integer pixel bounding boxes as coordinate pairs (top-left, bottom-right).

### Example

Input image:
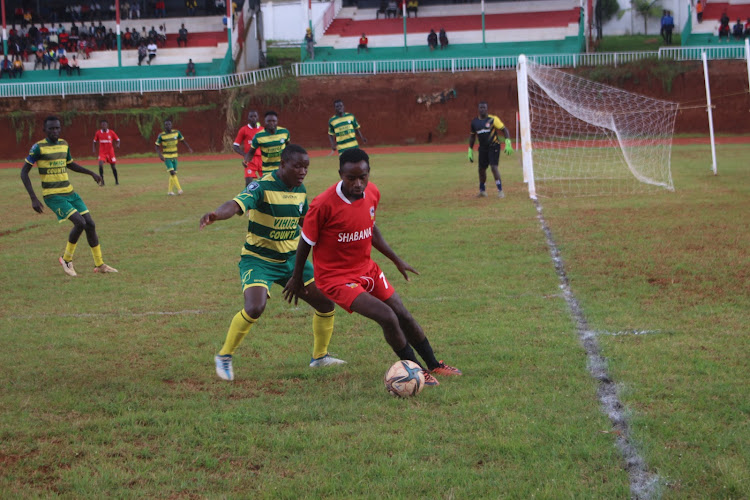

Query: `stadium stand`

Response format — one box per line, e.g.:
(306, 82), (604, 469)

(684, 1), (750, 46)
(312, 0), (583, 61)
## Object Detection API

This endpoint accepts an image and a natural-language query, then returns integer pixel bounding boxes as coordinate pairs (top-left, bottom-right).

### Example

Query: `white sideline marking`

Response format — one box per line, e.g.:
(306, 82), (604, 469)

(601, 330), (662, 337)
(533, 199), (660, 500)
(7, 310), (207, 320)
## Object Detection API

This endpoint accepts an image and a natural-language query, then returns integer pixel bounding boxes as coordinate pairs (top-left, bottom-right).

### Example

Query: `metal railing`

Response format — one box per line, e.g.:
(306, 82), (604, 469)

(0, 65), (285, 99)
(291, 45), (749, 76)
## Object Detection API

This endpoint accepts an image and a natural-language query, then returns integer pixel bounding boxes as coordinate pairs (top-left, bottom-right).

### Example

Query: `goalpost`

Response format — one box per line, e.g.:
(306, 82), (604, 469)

(516, 55), (679, 198)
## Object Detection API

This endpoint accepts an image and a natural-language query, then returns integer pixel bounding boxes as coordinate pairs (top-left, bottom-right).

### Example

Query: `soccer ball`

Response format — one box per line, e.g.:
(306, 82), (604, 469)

(384, 360), (426, 397)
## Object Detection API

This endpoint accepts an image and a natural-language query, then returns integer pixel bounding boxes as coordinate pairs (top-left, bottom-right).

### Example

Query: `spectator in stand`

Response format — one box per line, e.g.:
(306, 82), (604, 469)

(23, 9), (32, 28)
(386, 0), (398, 18)
(123, 2), (131, 19)
(406, 0), (418, 18)
(177, 24), (189, 47)
(427, 29), (438, 51)
(186, 58), (196, 76)
(187, 0), (198, 16)
(137, 42), (148, 65)
(131, 28), (141, 46)
(158, 24), (168, 47)
(149, 26), (158, 41)
(733, 18), (744, 40)
(106, 29), (117, 50)
(357, 33), (369, 54)
(70, 55), (81, 75)
(215, 0), (227, 15)
(696, 0), (704, 24)
(39, 23), (50, 41)
(719, 11), (731, 42)
(124, 28), (133, 48)
(58, 54), (71, 75)
(156, 0), (167, 18)
(78, 36), (92, 59)
(304, 28), (315, 60)
(56, 44), (66, 62)
(141, 26), (148, 42)
(147, 41), (158, 65)
(1, 57), (13, 78)
(13, 56), (24, 78)
(130, 2), (141, 19)
(745, 18), (750, 38)
(376, 0), (387, 20)
(43, 47), (56, 70)
(439, 28), (448, 49)
(34, 46), (45, 69)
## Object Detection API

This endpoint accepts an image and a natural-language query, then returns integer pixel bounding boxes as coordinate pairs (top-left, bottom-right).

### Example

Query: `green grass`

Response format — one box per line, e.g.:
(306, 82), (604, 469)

(1, 145), (748, 497)
(595, 34), (682, 52)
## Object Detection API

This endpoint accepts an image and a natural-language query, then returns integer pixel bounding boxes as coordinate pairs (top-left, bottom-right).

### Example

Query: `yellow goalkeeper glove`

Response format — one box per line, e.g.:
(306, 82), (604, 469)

(504, 138), (514, 156)
(467, 147), (474, 163)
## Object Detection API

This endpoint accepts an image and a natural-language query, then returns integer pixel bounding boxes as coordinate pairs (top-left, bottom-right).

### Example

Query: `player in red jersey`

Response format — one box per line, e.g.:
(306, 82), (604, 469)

(232, 110), (264, 185)
(93, 120), (121, 186)
(284, 148), (462, 386)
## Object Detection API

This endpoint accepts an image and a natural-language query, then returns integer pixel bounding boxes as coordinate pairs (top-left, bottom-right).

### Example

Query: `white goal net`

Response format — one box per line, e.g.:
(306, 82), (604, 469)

(517, 56), (679, 198)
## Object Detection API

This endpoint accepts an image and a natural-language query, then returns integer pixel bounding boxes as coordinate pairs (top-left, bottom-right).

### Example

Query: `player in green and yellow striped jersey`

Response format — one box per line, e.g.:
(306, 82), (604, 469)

(155, 118), (193, 196)
(200, 144), (344, 382)
(245, 111), (290, 174)
(327, 100), (367, 155)
(20, 115), (118, 276)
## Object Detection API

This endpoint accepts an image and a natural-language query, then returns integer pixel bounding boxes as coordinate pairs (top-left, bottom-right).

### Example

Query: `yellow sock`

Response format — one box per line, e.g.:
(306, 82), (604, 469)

(219, 310), (256, 356)
(90, 245), (104, 267)
(172, 175), (182, 192)
(312, 310), (335, 359)
(63, 241), (77, 262)
(168, 175), (175, 192)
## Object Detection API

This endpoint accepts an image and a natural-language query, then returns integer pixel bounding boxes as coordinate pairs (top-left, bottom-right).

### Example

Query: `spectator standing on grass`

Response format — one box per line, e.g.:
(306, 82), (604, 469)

(177, 24), (189, 47)
(328, 99), (367, 155)
(439, 28), (448, 49)
(155, 118), (193, 196)
(283, 148), (462, 386)
(147, 41), (157, 64)
(186, 58), (196, 76)
(201, 144), (345, 382)
(20, 115), (118, 277)
(663, 10), (674, 45)
(245, 111), (290, 175)
(357, 33), (368, 53)
(233, 110), (264, 185)
(427, 29), (438, 50)
(93, 120), (121, 186)
(468, 101), (513, 198)
(304, 28), (314, 60)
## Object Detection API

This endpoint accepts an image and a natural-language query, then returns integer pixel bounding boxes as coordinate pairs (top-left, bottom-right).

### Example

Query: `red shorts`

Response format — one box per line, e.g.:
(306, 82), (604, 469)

(244, 156), (262, 179)
(318, 260), (395, 313)
(98, 153), (116, 163)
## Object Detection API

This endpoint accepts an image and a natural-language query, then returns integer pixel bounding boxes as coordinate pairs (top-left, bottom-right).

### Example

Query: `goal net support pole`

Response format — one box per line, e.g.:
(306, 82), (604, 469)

(516, 55), (536, 199)
(702, 52), (718, 176)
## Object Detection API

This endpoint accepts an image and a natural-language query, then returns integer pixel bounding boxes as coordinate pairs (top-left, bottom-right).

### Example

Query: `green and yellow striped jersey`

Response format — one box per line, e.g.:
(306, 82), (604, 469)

(232, 170), (308, 263)
(25, 138), (75, 197)
(155, 130), (185, 159)
(328, 113), (361, 153)
(251, 127), (290, 172)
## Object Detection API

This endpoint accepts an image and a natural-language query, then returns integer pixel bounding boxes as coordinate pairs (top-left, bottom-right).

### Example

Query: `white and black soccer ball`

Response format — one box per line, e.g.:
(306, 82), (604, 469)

(384, 360), (426, 397)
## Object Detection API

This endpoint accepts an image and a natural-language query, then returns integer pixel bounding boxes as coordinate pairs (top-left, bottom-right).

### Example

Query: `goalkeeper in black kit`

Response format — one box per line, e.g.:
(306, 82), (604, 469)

(468, 101), (513, 198)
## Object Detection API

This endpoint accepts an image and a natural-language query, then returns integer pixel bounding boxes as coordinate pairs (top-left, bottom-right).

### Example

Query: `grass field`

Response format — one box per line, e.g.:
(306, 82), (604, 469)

(1, 144), (748, 498)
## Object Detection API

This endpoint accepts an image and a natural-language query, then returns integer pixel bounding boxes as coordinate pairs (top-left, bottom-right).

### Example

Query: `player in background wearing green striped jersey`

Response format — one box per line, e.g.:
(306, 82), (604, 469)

(245, 111), (290, 174)
(328, 100), (367, 155)
(155, 118), (193, 196)
(20, 116), (118, 277)
(200, 144), (344, 382)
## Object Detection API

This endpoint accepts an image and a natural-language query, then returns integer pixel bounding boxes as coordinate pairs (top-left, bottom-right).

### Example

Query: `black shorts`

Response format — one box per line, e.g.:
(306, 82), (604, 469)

(478, 145), (500, 169)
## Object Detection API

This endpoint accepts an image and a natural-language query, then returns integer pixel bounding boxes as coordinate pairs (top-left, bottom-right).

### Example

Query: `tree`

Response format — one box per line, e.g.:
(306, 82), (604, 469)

(595, 0), (621, 40)
(632, 0), (663, 35)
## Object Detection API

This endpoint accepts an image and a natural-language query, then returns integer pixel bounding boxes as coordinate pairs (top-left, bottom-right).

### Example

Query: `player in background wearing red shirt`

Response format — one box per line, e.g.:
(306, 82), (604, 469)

(232, 110), (264, 186)
(93, 120), (121, 185)
(284, 148), (462, 386)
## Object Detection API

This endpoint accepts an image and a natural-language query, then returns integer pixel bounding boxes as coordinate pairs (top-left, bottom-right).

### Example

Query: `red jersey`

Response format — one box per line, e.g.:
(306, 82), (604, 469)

(233, 122), (263, 155)
(301, 181), (380, 284)
(94, 129), (119, 153)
